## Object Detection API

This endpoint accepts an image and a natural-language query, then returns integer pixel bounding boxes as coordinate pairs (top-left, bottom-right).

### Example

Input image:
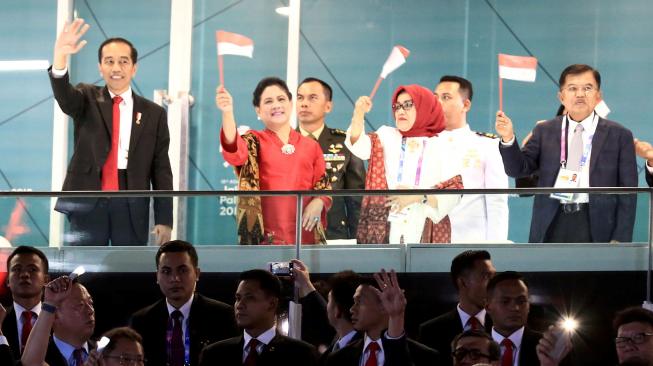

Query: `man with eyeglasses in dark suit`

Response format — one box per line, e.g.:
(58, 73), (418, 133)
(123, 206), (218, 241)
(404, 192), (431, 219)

(614, 307), (653, 366)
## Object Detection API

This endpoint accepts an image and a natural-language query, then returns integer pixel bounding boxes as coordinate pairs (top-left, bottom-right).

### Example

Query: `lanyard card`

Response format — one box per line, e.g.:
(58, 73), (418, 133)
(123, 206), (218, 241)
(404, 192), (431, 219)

(550, 168), (580, 202)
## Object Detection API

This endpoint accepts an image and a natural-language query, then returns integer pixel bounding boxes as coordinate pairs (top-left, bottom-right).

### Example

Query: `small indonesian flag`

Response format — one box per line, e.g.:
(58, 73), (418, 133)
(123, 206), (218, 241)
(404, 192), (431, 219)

(498, 53), (537, 82)
(216, 30), (254, 58)
(380, 45), (410, 79)
(595, 99), (610, 118)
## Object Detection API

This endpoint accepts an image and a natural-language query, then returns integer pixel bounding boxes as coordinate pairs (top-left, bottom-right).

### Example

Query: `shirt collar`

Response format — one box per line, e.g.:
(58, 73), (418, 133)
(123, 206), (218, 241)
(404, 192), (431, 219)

(166, 293), (194, 320)
(456, 304), (486, 327)
(108, 87), (133, 105)
(243, 326), (277, 349)
(337, 329), (359, 349)
(492, 326), (525, 348)
(53, 334), (89, 362)
(564, 112), (598, 135)
(13, 301), (41, 323)
(299, 124), (325, 140)
(441, 124), (471, 136)
(363, 333), (384, 353)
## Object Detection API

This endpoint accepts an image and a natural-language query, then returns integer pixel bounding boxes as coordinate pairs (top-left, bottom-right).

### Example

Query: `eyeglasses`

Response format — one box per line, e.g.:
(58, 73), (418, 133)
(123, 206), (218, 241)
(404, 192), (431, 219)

(615, 333), (653, 348)
(452, 348), (492, 361)
(562, 85), (597, 95)
(392, 100), (414, 112)
(103, 354), (146, 365)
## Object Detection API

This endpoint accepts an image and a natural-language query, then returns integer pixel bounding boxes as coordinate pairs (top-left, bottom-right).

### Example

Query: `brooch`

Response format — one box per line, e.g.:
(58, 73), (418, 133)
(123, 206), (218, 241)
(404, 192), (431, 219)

(281, 144), (295, 155)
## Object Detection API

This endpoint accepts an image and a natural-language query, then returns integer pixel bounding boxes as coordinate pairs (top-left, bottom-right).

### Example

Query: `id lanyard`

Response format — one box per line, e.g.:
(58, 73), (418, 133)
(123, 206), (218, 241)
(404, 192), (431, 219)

(559, 113), (595, 169)
(166, 315), (191, 365)
(397, 137), (427, 186)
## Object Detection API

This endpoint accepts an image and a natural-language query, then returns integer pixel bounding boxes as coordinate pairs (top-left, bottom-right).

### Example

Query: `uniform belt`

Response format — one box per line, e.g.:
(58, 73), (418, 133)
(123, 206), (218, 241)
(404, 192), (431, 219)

(561, 202), (588, 214)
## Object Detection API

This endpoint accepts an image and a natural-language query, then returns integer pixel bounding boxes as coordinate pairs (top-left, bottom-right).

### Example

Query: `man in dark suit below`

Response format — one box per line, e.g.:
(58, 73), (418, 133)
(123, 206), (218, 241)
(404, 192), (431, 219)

(496, 64), (637, 243)
(297, 77), (365, 239)
(291, 259), (362, 358)
(199, 269), (318, 366)
(613, 307), (653, 366)
(635, 139), (653, 187)
(420, 250), (496, 365)
(451, 330), (500, 366)
(0, 304), (16, 365)
(327, 270), (440, 366)
(486, 271), (541, 366)
(49, 18), (173, 246)
(131, 240), (237, 366)
(2, 246), (50, 359)
(21, 276), (96, 366)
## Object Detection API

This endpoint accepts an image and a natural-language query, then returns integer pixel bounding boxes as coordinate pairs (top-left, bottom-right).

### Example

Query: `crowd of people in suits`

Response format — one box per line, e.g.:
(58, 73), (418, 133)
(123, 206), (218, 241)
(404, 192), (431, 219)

(2, 244), (653, 366)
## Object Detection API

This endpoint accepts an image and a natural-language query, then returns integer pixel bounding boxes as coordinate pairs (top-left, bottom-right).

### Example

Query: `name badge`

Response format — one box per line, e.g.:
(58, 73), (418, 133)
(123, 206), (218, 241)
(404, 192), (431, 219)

(550, 168), (580, 202)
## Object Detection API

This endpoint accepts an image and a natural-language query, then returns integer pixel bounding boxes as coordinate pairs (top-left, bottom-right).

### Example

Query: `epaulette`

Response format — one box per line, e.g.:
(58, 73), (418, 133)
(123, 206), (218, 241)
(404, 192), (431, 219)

(475, 131), (499, 139)
(330, 128), (347, 135)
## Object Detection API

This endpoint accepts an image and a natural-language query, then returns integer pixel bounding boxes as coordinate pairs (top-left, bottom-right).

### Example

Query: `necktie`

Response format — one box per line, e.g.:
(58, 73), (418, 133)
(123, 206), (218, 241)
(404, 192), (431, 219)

(467, 316), (482, 331)
(243, 338), (259, 366)
(21, 311), (35, 352)
(566, 123), (584, 171)
(501, 338), (514, 366)
(101, 95), (123, 190)
(170, 310), (185, 366)
(364, 341), (380, 366)
(73, 348), (85, 366)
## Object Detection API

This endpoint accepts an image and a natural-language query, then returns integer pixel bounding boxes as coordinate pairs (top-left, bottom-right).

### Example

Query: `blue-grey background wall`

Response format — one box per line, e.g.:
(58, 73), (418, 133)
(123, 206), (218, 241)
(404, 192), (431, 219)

(1, 0), (651, 245)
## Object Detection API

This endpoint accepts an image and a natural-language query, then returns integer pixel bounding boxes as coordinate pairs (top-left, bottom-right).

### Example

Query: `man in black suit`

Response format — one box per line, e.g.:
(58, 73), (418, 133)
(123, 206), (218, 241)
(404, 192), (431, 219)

(327, 270), (440, 366)
(49, 18), (173, 246)
(635, 139), (653, 187)
(451, 330), (500, 366)
(2, 246), (50, 359)
(420, 250), (496, 365)
(0, 304), (16, 365)
(486, 271), (540, 366)
(21, 276), (96, 366)
(496, 64), (637, 243)
(297, 77), (365, 240)
(199, 269), (318, 366)
(612, 306), (653, 366)
(131, 240), (237, 366)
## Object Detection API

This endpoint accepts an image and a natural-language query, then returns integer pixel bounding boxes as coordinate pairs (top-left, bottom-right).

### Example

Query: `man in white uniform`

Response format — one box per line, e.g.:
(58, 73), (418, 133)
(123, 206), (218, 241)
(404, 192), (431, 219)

(434, 76), (509, 242)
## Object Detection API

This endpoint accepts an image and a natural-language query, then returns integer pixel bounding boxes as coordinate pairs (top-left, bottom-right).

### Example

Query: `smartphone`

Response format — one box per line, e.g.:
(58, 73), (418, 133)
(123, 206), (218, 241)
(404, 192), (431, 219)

(268, 261), (293, 276)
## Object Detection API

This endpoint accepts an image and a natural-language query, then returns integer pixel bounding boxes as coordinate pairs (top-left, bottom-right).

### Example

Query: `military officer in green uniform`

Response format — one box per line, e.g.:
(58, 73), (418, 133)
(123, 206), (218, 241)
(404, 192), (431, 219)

(297, 77), (366, 239)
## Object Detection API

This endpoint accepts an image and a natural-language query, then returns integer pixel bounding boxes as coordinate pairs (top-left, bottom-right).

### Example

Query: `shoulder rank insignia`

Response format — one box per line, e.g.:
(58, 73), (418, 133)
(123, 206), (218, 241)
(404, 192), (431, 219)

(475, 131), (499, 139)
(330, 128), (346, 136)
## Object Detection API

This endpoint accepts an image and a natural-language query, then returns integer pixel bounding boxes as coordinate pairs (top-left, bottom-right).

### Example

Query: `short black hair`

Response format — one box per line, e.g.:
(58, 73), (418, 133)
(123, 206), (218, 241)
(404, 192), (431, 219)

(439, 75), (474, 101)
(328, 270), (361, 322)
(155, 240), (199, 268)
(613, 307), (653, 332)
(240, 269), (282, 300)
(559, 64), (601, 89)
(101, 327), (143, 355)
(98, 37), (138, 64)
(299, 77), (333, 101)
(451, 329), (501, 361)
(252, 77), (292, 107)
(7, 246), (49, 274)
(486, 271), (527, 299)
(450, 250), (491, 290)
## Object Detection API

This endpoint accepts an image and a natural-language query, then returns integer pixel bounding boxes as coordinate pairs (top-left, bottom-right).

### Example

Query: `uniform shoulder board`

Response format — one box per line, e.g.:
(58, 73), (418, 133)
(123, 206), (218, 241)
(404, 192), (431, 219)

(330, 128), (347, 135)
(475, 131), (499, 139)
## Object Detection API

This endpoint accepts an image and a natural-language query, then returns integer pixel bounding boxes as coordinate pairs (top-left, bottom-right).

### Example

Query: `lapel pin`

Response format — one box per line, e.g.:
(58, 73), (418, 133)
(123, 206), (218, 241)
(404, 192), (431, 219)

(136, 112), (142, 125)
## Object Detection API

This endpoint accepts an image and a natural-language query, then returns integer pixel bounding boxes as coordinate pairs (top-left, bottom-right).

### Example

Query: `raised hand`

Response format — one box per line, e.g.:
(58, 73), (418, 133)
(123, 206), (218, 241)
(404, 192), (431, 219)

(44, 276), (73, 308)
(215, 85), (234, 113)
(290, 259), (316, 297)
(495, 111), (515, 143)
(53, 19), (90, 69)
(635, 139), (653, 163)
(373, 269), (406, 338)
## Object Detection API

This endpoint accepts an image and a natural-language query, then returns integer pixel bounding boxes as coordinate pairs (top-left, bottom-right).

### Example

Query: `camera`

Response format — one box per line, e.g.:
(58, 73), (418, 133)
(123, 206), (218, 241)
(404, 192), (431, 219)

(268, 261), (293, 276)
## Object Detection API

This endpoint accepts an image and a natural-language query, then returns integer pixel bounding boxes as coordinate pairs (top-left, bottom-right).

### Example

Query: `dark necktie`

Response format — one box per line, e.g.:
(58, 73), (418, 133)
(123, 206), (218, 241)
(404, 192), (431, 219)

(243, 338), (259, 366)
(170, 310), (185, 366)
(501, 338), (514, 366)
(21, 311), (35, 352)
(364, 341), (380, 366)
(566, 123), (584, 171)
(102, 95), (122, 190)
(73, 348), (85, 366)
(467, 316), (482, 331)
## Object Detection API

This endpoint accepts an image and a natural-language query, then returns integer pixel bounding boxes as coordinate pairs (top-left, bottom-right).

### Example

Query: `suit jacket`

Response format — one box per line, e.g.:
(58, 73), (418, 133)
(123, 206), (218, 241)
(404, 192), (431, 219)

(317, 126), (366, 239)
(326, 336), (441, 366)
(48, 68), (173, 242)
(43, 337), (97, 366)
(519, 328), (542, 366)
(646, 165), (653, 187)
(319, 331), (363, 365)
(0, 344), (14, 366)
(199, 334), (318, 366)
(130, 293), (238, 366)
(300, 290), (335, 348)
(499, 116), (637, 242)
(1, 305), (20, 360)
(418, 308), (493, 365)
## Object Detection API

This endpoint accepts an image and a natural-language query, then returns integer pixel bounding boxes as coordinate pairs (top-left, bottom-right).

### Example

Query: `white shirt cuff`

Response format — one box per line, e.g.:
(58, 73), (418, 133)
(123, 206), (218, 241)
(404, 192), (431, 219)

(51, 66), (68, 78)
(0, 335), (8, 346)
(500, 136), (515, 146)
(647, 161), (653, 174)
(384, 330), (405, 340)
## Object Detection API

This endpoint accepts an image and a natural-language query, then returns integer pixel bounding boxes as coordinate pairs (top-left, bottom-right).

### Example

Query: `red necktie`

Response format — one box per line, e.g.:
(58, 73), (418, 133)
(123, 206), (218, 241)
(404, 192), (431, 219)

(467, 316), (482, 331)
(364, 341), (380, 366)
(501, 338), (514, 366)
(101, 95), (122, 190)
(73, 348), (85, 366)
(20, 311), (35, 352)
(243, 338), (259, 366)
(170, 310), (185, 366)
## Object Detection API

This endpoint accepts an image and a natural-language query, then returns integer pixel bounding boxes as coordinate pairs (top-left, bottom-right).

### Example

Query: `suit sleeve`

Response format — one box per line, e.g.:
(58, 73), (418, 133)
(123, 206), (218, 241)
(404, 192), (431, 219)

(483, 138), (510, 240)
(343, 148), (366, 235)
(299, 291), (334, 347)
(613, 128), (638, 242)
(48, 67), (87, 119)
(646, 164), (653, 187)
(220, 128), (249, 166)
(152, 106), (174, 227)
(499, 124), (543, 178)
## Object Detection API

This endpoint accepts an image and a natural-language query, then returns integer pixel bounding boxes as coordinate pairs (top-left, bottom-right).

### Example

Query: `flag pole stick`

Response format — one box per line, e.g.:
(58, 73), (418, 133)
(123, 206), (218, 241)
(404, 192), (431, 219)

(498, 77), (503, 111)
(218, 54), (224, 86)
(369, 77), (383, 100)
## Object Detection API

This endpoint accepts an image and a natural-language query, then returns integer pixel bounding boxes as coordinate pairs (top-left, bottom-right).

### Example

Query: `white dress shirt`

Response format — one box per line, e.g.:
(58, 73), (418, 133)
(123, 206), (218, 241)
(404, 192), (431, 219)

(335, 329), (359, 351)
(14, 301), (42, 349)
(456, 304), (486, 330)
(243, 326), (276, 362)
(492, 326), (525, 366)
(562, 113), (598, 203)
(360, 334), (385, 366)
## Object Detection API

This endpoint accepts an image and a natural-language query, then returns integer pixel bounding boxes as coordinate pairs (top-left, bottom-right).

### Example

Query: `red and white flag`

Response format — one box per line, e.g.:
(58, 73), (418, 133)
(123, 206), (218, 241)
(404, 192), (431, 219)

(498, 53), (537, 82)
(595, 99), (610, 118)
(370, 45), (410, 99)
(216, 30), (254, 58)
